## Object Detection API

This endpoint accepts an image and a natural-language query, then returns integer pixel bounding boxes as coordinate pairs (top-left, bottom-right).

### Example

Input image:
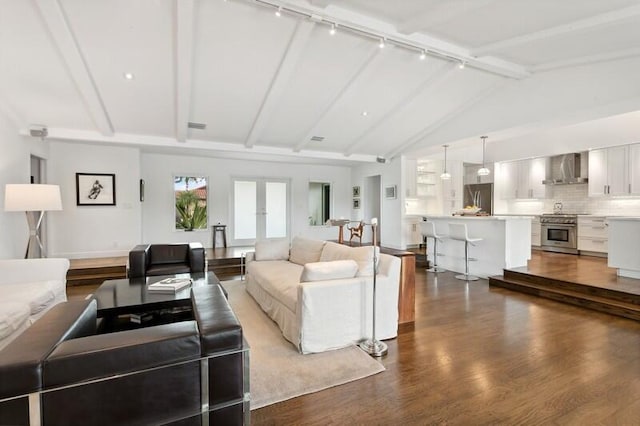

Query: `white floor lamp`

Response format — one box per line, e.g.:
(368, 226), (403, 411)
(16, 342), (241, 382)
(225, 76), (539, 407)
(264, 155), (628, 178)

(4, 184), (62, 258)
(359, 217), (388, 357)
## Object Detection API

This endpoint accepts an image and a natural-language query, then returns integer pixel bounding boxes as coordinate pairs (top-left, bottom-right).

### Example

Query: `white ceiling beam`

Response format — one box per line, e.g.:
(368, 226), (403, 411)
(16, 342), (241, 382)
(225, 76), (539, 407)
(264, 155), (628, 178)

(275, 0), (529, 79)
(397, 0), (498, 35)
(473, 4), (640, 57)
(384, 82), (504, 159)
(34, 0), (114, 136)
(31, 127), (378, 163)
(175, 0), (195, 142)
(293, 46), (381, 152)
(245, 20), (315, 148)
(343, 63), (457, 156)
(533, 47), (640, 73)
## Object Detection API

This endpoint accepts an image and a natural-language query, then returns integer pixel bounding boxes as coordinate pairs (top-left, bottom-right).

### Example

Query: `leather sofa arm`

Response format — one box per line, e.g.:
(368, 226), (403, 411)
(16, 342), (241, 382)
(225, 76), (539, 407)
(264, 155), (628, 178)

(188, 242), (206, 273)
(0, 299), (96, 399)
(128, 244), (150, 278)
(43, 321), (201, 389)
(191, 285), (242, 354)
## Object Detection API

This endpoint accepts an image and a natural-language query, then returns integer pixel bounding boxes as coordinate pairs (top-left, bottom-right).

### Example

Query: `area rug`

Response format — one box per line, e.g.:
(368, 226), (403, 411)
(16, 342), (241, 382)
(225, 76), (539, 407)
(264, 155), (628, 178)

(221, 280), (385, 410)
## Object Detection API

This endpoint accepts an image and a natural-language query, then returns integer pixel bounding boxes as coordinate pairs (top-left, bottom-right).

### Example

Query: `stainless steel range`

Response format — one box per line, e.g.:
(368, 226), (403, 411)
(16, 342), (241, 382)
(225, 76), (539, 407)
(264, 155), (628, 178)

(540, 214), (578, 254)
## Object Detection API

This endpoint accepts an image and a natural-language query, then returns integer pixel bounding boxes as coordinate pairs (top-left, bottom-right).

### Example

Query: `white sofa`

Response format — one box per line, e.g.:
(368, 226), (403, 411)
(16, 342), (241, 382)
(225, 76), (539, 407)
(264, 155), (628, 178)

(245, 237), (401, 354)
(0, 258), (70, 350)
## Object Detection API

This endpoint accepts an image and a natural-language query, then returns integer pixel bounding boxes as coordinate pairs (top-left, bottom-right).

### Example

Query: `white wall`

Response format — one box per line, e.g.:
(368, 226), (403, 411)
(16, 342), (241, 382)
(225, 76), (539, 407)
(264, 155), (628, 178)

(141, 153), (353, 246)
(48, 141), (142, 258)
(351, 157), (404, 249)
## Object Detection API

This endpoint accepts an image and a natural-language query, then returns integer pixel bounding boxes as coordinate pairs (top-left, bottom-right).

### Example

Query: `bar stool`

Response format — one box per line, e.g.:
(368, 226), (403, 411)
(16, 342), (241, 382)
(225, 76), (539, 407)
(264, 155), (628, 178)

(448, 223), (483, 281)
(212, 224), (227, 249)
(419, 221), (446, 273)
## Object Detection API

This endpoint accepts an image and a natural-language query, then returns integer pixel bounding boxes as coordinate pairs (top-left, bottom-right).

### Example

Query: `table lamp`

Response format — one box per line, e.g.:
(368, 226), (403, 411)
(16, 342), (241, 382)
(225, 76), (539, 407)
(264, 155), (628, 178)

(359, 217), (388, 357)
(4, 184), (62, 258)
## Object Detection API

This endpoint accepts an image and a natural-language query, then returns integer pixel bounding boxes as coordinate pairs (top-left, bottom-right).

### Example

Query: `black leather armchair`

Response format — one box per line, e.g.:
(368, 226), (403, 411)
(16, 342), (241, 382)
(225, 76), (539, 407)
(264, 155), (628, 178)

(128, 242), (206, 278)
(0, 285), (247, 425)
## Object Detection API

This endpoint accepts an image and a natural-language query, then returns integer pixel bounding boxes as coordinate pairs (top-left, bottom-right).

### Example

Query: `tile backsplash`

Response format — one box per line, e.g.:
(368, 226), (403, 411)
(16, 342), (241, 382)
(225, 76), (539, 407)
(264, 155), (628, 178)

(506, 183), (640, 216)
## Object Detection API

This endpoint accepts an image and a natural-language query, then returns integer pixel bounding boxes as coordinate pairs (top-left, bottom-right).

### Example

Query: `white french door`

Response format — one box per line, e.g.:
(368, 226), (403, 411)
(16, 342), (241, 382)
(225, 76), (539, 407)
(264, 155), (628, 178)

(232, 178), (290, 245)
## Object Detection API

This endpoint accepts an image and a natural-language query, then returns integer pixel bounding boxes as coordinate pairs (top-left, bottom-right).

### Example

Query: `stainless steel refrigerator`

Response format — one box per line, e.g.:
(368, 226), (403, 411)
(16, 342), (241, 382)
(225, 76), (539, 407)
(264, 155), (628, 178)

(463, 183), (493, 215)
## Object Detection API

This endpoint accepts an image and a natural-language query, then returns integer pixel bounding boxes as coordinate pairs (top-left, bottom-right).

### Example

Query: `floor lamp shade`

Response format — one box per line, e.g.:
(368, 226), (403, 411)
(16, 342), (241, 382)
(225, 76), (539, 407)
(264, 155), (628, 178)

(4, 184), (62, 212)
(4, 184), (62, 258)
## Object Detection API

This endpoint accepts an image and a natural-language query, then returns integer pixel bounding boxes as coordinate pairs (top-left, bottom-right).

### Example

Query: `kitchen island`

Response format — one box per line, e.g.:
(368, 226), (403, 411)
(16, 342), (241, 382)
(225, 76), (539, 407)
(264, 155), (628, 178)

(424, 215), (532, 278)
(607, 217), (640, 279)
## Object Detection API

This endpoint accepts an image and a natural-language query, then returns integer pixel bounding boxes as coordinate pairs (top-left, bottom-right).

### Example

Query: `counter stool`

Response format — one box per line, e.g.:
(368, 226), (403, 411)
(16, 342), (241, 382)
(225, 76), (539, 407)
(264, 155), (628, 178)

(448, 223), (483, 281)
(419, 221), (446, 273)
(212, 224), (227, 249)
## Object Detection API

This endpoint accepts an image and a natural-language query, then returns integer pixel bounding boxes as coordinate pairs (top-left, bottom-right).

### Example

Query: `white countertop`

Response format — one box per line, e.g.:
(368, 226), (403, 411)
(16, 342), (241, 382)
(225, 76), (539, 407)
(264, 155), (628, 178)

(425, 215), (532, 221)
(606, 216), (640, 221)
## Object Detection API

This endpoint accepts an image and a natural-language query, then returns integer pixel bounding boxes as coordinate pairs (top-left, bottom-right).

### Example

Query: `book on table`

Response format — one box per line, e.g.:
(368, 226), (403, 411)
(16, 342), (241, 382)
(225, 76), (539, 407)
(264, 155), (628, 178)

(148, 277), (192, 293)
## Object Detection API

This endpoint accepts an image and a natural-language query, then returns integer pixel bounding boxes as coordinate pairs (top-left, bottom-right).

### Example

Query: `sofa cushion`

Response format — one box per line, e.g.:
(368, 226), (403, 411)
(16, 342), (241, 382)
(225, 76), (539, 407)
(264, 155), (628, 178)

(0, 302), (30, 340)
(319, 242), (379, 277)
(149, 245), (189, 265)
(247, 260), (302, 312)
(8, 281), (62, 315)
(289, 237), (326, 266)
(301, 260), (358, 282)
(254, 239), (290, 261)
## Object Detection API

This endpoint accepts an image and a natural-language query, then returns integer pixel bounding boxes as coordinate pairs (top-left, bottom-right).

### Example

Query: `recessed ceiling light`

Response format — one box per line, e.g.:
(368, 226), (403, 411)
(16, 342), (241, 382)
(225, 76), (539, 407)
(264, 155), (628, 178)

(362, 111), (368, 116)
(123, 72), (135, 80)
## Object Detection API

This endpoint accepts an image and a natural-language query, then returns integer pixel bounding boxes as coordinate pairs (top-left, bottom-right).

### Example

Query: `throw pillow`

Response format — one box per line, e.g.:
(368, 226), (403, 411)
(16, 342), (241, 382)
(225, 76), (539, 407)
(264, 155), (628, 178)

(319, 242), (379, 276)
(300, 260), (358, 282)
(254, 239), (290, 261)
(289, 236), (326, 265)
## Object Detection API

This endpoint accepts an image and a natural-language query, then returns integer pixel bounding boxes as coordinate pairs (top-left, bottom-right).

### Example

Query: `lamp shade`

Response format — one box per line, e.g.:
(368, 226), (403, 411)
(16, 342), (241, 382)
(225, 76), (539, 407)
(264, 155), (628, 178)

(4, 184), (62, 212)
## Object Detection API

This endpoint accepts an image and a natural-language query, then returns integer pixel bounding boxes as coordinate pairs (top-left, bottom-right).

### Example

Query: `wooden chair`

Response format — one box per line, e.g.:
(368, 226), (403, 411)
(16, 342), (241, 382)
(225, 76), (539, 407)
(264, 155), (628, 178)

(348, 221), (365, 246)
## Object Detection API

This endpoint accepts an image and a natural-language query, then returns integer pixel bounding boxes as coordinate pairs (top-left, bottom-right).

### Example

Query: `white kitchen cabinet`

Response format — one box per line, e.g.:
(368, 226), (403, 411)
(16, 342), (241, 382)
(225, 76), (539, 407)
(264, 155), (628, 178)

(531, 216), (541, 247)
(588, 146), (629, 196)
(629, 143), (640, 195)
(578, 216), (608, 255)
(405, 158), (417, 198)
(500, 158), (546, 200)
(442, 161), (463, 214)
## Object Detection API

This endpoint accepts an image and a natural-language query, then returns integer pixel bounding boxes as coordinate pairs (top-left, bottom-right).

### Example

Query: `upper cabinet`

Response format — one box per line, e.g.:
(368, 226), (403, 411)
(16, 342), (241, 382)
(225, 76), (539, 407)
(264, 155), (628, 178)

(405, 159), (437, 199)
(588, 144), (637, 196)
(500, 158), (547, 200)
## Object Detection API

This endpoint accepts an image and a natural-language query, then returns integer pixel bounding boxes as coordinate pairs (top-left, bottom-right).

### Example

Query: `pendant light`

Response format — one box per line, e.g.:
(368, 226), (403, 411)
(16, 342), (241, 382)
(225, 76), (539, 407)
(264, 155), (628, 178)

(477, 136), (490, 176)
(440, 144), (451, 180)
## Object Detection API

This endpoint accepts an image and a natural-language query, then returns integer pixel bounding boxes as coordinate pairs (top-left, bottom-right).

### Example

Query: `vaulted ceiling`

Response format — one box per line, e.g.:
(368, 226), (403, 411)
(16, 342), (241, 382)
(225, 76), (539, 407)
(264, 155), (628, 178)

(2, 0), (640, 164)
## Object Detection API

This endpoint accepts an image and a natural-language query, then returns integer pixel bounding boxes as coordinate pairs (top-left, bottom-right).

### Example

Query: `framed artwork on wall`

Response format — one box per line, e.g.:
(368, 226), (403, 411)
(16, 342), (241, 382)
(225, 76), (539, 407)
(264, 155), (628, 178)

(76, 173), (116, 206)
(353, 198), (360, 209)
(385, 185), (397, 199)
(352, 186), (360, 198)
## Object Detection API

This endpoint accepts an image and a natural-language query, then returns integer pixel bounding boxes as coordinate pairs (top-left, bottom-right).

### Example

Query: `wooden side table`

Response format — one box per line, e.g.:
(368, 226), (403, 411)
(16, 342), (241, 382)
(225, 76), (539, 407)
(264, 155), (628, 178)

(212, 225), (227, 248)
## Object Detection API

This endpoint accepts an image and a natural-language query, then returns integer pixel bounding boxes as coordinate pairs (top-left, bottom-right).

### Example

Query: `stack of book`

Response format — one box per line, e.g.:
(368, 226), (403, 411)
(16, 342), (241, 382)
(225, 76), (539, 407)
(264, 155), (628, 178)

(148, 277), (192, 293)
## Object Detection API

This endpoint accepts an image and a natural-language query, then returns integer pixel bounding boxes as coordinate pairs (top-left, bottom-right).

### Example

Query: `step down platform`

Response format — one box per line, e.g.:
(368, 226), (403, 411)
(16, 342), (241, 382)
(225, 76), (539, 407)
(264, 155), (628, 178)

(489, 269), (640, 322)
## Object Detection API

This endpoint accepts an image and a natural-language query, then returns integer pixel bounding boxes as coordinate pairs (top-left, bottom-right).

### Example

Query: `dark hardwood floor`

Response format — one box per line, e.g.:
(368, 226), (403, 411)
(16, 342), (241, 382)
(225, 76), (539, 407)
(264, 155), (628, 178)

(66, 250), (640, 424)
(252, 263), (640, 424)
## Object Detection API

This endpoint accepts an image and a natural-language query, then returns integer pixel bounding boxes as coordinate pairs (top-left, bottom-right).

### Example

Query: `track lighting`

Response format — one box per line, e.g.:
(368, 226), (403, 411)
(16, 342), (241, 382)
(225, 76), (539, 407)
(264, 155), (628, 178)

(329, 23), (336, 35)
(378, 38), (385, 49)
(478, 136), (491, 176)
(419, 50), (426, 60)
(440, 145), (451, 180)
(458, 61), (466, 69)
(275, 6), (282, 17)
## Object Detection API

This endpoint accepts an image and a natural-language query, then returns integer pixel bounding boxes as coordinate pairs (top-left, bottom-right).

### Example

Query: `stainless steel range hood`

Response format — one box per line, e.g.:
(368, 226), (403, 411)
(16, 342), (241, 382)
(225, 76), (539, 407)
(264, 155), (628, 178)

(542, 153), (588, 185)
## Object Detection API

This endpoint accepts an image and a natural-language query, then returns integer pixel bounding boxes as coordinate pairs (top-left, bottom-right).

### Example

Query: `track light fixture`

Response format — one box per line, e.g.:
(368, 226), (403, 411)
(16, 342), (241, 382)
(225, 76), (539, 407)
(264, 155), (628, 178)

(275, 6), (282, 17)
(419, 50), (426, 60)
(378, 38), (385, 49)
(329, 23), (336, 35)
(440, 145), (451, 180)
(458, 60), (466, 69)
(478, 136), (491, 176)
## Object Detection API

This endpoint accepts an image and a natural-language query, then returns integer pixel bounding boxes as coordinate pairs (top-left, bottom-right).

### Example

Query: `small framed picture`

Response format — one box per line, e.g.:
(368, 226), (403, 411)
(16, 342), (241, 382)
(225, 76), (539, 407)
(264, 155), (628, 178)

(352, 186), (361, 198)
(76, 173), (116, 206)
(385, 185), (397, 199)
(353, 198), (360, 209)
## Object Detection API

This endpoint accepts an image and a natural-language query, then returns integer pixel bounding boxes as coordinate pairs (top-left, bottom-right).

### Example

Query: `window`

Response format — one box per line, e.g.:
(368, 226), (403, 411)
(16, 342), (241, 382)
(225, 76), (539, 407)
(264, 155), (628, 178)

(174, 176), (208, 231)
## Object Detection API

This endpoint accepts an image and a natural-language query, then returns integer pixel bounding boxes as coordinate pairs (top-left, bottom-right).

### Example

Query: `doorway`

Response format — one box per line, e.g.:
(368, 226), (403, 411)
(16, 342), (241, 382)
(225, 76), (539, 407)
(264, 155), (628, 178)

(232, 178), (290, 245)
(364, 175), (381, 244)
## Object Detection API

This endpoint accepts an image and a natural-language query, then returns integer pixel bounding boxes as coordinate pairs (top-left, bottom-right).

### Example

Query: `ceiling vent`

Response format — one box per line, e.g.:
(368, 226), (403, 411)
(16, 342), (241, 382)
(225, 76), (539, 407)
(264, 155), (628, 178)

(29, 126), (48, 139)
(310, 136), (324, 142)
(376, 156), (387, 164)
(187, 122), (207, 130)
